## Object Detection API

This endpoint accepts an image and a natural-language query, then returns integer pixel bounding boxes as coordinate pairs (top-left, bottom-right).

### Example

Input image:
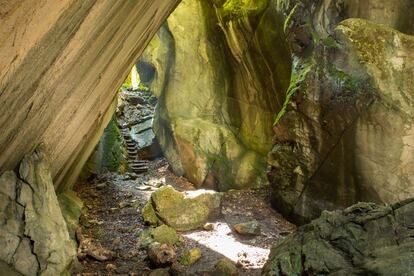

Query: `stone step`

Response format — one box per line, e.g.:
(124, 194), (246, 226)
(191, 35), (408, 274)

(129, 160), (148, 164)
(129, 163), (148, 168)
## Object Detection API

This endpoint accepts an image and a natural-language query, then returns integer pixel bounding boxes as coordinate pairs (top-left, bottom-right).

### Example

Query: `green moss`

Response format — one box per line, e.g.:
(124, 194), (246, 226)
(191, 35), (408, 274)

(150, 225), (180, 245)
(216, 0), (268, 20)
(84, 115), (127, 174)
(142, 202), (160, 226)
(180, 248), (202, 265)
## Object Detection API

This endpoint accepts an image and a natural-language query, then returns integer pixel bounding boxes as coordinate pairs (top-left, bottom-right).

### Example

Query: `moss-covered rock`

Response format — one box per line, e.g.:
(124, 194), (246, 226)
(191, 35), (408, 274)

(179, 248), (202, 266)
(146, 186), (222, 231)
(262, 198), (414, 275)
(83, 115), (127, 175)
(150, 225), (180, 246)
(213, 258), (238, 276)
(58, 190), (84, 239)
(142, 201), (161, 226)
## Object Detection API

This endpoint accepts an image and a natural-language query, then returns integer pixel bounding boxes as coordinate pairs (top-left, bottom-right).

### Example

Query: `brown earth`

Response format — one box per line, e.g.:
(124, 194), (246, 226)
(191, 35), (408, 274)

(73, 158), (295, 275)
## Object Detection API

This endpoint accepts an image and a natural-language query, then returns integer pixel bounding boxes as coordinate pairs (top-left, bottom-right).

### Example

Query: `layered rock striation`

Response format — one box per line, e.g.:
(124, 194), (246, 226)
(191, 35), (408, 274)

(0, 0), (180, 191)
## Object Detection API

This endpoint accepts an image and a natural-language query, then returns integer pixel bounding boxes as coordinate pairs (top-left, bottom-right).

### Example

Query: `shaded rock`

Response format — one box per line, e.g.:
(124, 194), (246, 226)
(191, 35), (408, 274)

(262, 198), (414, 275)
(130, 119), (163, 160)
(233, 221), (261, 236)
(269, 1), (414, 223)
(179, 248), (202, 266)
(138, 225), (179, 249)
(148, 243), (176, 267)
(0, 149), (76, 275)
(84, 115), (127, 175)
(146, 186), (222, 231)
(142, 201), (161, 226)
(58, 190), (84, 239)
(213, 258), (238, 276)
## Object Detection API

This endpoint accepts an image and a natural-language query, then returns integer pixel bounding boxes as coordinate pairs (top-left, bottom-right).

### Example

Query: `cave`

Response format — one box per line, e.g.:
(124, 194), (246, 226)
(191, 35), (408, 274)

(1, 0), (414, 275)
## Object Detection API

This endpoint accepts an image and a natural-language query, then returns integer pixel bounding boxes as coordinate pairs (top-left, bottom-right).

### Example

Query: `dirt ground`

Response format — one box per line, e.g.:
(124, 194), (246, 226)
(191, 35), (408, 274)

(73, 158), (296, 275)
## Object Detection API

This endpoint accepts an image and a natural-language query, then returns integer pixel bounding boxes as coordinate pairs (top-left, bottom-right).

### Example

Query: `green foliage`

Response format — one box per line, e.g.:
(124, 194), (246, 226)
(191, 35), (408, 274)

(273, 59), (313, 126)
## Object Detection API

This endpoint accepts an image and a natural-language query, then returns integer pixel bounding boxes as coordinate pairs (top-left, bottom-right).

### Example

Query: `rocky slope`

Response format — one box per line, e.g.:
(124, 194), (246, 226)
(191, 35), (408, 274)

(0, 0), (180, 192)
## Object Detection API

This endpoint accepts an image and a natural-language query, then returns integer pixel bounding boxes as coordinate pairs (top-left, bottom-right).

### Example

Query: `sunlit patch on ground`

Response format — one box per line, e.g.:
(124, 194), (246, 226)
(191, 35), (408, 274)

(184, 222), (270, 269)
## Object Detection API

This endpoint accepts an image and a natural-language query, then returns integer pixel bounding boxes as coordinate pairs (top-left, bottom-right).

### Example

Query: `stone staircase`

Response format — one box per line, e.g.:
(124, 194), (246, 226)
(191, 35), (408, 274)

(119, 126), (149, 174)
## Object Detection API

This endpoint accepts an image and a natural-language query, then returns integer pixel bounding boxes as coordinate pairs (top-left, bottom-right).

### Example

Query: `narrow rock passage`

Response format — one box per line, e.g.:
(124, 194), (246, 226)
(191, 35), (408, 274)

(73, 159), (295, 275)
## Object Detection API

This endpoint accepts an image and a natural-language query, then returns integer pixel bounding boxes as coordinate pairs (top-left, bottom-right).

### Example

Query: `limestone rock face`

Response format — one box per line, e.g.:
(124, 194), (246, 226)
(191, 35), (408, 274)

(268, 0), (414, 223)
(0, 0), (180, 191)
(144, 0), (291, 190)
(143, 186), (222, 231)
(0, 149), (76, 275)
(262, 198), (414, 275)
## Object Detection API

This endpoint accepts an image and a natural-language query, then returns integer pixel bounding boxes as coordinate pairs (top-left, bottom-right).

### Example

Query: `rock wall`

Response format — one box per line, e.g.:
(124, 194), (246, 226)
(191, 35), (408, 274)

(143, 0), (291, 190)
(268, 0), (414, 223)
(0, 0), (180, 191)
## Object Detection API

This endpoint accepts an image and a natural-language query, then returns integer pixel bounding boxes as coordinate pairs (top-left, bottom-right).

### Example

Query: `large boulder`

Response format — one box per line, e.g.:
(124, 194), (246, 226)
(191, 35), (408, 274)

(0, 148), (77, 275)
(143, 186), (222, 231)
(144, 0), (291, 190)
(262, 198), (414, 275)
(268, 0), (414, 223)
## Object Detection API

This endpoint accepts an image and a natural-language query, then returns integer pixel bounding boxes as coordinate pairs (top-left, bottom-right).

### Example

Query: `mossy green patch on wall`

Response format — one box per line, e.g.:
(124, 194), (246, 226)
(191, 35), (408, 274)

(83, 114), (127, 175)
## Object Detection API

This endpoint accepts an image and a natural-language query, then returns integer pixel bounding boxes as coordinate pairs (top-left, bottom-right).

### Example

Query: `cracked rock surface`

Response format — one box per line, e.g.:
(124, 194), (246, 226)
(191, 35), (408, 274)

(263, 198), (414, 275)
(0, 149), (76, 275)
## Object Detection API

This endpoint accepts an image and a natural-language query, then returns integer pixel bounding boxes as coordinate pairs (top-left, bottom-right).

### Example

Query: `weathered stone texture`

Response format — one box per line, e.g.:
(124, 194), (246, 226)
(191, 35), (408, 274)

(0, 0), (180, 191)
(268, 0), (414, 223)
(263, 198), (414, 275)
(0, 149), (76, 275)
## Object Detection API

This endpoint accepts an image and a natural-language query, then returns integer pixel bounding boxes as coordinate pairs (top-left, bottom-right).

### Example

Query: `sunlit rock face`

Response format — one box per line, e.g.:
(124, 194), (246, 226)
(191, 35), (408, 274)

(268, 0), (414, 224)
(143, 0), (291, 190)
(0, 0), (179, 191)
